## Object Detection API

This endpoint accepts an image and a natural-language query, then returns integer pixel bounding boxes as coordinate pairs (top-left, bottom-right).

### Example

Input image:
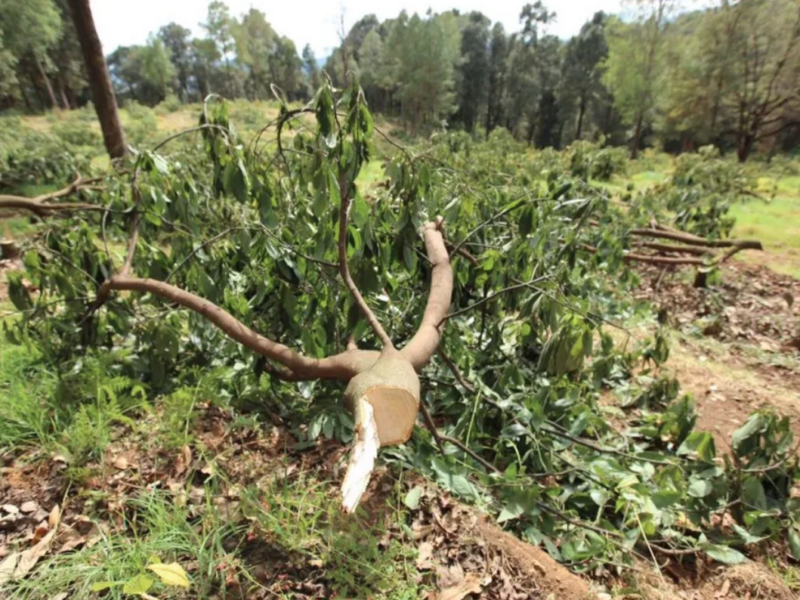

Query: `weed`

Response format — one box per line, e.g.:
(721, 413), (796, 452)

(241, 473), (421, 599)
(3, 490), (240, 599)
(0, 335), (59, 451)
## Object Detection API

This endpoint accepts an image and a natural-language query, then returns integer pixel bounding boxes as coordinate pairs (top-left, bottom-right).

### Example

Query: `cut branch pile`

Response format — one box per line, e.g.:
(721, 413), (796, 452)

(581, 222), (763, 279)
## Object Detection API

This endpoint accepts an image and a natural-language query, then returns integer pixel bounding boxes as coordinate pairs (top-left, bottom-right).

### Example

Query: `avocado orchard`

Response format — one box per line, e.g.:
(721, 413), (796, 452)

(3, 82), (799, 573)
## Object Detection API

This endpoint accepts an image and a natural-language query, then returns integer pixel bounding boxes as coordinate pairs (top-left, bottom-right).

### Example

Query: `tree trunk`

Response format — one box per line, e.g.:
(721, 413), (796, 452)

(736, 133), (754, 163)
(19, 83), (33, 112)
(631, 113), (644, 160)
(66, 0), (128, 159)
(575, 96), (586, 140)
(58, 82), (71, 110)
(28, 71), (45, 108)
(33, 55), (59, 110)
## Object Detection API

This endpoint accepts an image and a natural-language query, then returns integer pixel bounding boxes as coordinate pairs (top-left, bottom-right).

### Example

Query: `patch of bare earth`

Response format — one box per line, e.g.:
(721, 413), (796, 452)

(631, 262), (800, 446)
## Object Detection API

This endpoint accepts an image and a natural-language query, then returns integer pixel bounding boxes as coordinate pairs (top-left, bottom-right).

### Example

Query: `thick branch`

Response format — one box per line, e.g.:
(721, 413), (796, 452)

(0, 176), (104, 217)
(630, 228), (763, 251)
(399, 218), (453, 369)
(99, 275), (379, 380)
(633, 241), (714, 256)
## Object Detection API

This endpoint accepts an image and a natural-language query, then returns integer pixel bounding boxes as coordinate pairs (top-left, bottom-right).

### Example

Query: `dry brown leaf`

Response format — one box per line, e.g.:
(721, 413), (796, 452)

(0, 527), (58, 585)
(113, 455), (129, 470)
(31, 525), (49, 544)
(416, 541), (434, 570)
(174, 445), (192, 476)
(413, 522), (435, 540)
(436, 572), (482, 600)
(48, 505), (61, 530)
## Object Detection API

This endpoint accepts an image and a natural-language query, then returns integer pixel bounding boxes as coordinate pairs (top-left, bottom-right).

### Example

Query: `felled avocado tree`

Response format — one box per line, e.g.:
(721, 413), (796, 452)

(3, 82), (799, 573)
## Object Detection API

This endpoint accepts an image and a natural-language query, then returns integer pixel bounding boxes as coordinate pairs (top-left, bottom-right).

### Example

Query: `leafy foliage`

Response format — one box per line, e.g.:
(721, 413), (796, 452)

(5, 80), (799, 576)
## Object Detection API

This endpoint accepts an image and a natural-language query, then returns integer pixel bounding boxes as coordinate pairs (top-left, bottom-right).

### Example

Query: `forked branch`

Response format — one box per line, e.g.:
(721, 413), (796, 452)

(400, 218), (453, 369)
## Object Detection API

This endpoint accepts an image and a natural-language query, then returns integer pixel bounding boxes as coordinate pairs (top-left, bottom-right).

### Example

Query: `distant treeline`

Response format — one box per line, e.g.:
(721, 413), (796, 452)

(1, 0), (798, 160)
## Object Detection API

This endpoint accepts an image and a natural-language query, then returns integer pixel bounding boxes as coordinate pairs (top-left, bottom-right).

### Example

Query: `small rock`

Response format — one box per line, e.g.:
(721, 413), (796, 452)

(20, 501), (38, 514)
(1, 504), (19, 515)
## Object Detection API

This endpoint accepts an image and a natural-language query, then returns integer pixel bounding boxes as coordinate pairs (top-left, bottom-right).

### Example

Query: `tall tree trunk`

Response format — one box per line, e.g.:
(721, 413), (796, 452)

(575, 96), (586, 140)
(19, 83), (33, 112)
(33, 55), (59, 109)
(631, 113), (644, 160)
(58, 82), (71, 110)
(737, 133), (754, 163)
(66, 0), (128, 159)
(28, 71), (45, 108)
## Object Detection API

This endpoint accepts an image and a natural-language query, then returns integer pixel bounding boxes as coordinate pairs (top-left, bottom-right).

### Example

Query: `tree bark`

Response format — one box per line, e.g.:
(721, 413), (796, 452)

(575, 95), (586, 140)
(33, 55), (59, 110)
(631, 113), (644, 160)
(736, 133), (754, 163)
(19, 83), (33, 113)
(66, 0), (128, 159)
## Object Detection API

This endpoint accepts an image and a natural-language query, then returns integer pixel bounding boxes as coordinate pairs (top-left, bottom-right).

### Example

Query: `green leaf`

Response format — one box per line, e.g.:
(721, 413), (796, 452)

(122, 574), (154, 595)
(732, 523), (766, 545)
(703, 544), (747, 565)
(91, 581), (123, 592)
(450, 475), (479, 500)
(678, 431), (715, 462)
(653, 490), (682, 509)
(351, 193), (369, 228)
(688, 479), (713, 498)
(732, 414), (766, 454)
(404, 486), (423, 510)
(498, 502), (524, 524)
(788, 528), (800, 560)
(147, 562), (191, 588)
(741, 476), (767, 511)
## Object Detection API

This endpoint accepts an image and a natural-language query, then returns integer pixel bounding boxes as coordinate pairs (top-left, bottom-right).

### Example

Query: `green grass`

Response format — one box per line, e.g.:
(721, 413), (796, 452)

(3, 489), (241, 599)
(2, 461), (421, 599)
(0, 333), (59, 451)
(730, 172), (800, 278)
(356, 159), (386, 188)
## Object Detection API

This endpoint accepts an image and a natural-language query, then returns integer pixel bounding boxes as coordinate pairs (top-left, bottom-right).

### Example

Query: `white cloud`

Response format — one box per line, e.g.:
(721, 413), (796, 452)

(89, 0), (624, 58)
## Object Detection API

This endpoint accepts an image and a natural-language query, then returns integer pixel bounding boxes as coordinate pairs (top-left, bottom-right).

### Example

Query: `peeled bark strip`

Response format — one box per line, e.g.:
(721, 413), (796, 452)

(341, 397), (380, 513)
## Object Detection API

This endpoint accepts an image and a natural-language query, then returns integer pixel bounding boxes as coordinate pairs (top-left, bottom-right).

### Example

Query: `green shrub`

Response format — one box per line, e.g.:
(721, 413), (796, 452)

(52, 115), (102, 148)
(122, 101), (159, 147)
(155, 94), (182, 115)
(0, 127), (90, 191)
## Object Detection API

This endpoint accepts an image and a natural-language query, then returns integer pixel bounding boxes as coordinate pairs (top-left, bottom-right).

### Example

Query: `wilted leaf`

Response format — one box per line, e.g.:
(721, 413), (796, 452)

(147, 562), (191, 588)
(788, 528), (800, 560)
(123, 573), (154, 594)
(404, 486), (423, 510)
(703, 544), (747, 565)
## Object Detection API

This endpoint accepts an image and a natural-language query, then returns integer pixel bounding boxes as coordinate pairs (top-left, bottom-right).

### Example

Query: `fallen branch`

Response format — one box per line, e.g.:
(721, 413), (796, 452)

(0, 175), (104, 218)
(629, 227), (763, 251)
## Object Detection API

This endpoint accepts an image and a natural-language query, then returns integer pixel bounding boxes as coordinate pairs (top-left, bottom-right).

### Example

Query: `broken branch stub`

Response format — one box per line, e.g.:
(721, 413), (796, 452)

(344, 352), (421, 446)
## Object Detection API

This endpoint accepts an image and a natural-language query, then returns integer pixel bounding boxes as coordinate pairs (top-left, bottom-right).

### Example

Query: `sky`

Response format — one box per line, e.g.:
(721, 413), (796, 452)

(90, 0), (626, 58)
